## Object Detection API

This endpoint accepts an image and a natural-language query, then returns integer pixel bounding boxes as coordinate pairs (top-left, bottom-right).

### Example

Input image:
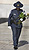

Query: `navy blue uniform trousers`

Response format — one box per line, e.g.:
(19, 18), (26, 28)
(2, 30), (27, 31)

(11, 24), (22, 47)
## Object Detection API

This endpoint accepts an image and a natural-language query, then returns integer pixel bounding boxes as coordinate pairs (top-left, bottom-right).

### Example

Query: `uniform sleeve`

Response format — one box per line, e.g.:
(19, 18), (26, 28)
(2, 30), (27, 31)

(8, 10), (13, 26)
(23, 17), (26, 21)
(23, 11), (26, 21)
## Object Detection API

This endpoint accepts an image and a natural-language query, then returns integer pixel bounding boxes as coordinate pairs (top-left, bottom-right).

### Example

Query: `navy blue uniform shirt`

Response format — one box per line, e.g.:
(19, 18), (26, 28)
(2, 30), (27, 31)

(8, 9), (26, 28)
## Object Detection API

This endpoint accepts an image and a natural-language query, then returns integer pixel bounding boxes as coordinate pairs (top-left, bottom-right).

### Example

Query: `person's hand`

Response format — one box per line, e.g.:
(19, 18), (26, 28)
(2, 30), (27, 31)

(20, 18), (23, 21)
(8, 26), (11, 29)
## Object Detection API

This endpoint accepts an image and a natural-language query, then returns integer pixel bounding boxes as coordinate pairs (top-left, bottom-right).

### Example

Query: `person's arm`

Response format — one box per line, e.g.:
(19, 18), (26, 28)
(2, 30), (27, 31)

(8, 10), (13, 29)
(8, 10), (13, 26)
(23, 15), (26, 21)
(22, 11), (27, 21)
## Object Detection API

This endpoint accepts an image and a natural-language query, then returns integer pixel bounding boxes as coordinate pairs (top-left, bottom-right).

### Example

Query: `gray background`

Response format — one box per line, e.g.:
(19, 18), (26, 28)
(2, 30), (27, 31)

(0, 4), (29, 18)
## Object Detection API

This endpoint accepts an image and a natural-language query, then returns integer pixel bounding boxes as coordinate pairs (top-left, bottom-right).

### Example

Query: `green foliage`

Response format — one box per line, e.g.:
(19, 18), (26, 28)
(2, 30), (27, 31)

(19, 12), (26, 19)
(17, 12), (26, 24)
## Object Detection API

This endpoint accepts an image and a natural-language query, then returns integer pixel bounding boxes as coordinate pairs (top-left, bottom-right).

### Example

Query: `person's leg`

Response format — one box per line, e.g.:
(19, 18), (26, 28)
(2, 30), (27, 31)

(16, 28), (21, 47)
(11, 27), (18, 50)
(17, 28), (22, 40)
(16, 28), (18, 45)
(13, 27), (22, 50)
(16, 25), (22, 44)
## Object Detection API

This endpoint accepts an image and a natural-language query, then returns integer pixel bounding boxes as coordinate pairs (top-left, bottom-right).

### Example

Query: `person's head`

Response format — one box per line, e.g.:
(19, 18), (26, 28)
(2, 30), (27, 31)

(13, 1), (23, 9)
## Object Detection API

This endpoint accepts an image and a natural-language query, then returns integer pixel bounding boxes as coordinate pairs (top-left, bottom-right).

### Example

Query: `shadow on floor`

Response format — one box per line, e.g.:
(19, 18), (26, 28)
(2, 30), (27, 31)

(0, 18), (8, 24)
(18, 40), (29, 47)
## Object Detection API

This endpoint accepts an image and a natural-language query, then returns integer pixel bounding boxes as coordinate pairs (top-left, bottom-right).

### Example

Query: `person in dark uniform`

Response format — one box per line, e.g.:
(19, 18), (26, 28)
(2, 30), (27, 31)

(8, 1), (26, 50)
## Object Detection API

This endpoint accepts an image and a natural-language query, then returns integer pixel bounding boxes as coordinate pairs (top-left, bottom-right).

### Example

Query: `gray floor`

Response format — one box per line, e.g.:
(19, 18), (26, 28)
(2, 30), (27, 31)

(0, 18), (29, 50)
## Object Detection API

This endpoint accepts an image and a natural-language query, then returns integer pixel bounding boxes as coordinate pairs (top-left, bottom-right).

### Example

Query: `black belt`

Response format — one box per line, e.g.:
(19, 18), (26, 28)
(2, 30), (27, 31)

(11, 20), (22, 25)
(13, 21), (22, 25)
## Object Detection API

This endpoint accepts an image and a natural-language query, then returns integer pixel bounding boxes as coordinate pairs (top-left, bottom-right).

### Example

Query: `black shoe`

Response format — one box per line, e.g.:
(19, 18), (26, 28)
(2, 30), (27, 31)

(14, 46), (18, 49)
(14, 49), (17, 50)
